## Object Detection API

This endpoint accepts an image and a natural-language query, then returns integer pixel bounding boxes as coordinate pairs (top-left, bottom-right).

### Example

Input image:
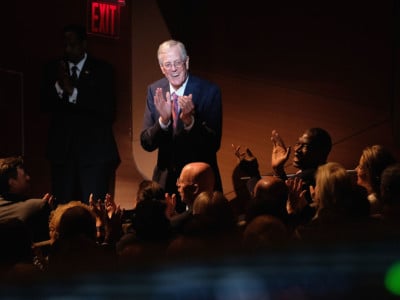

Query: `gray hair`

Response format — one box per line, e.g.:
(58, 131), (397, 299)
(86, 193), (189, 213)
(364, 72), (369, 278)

(157, 40), (188, 65)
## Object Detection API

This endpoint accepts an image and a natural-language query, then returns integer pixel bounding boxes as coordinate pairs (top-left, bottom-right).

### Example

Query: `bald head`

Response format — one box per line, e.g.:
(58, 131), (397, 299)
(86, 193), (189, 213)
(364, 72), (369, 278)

(247, 176), (289, 223)
(254, 176), (288, 201)
(177, 162), (215, 207)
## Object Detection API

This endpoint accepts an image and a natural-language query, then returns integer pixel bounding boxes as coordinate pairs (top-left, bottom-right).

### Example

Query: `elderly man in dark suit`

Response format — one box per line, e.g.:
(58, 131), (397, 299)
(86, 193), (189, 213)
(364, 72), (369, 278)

(140, 39), (223, 213)
(40, 24), (120, 204)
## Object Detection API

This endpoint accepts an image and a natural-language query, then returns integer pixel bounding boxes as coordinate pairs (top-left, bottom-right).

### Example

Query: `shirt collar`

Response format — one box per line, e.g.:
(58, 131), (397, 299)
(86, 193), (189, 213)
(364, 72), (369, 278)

(68, 52), (87, 72)
(170, 75), (189, 96)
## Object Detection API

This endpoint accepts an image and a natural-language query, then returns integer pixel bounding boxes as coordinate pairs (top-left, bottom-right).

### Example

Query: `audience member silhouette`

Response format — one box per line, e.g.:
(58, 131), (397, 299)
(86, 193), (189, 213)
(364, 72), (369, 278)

(242, 215), (289, 254)
(380, 162), (400, 211)
(168, 162), (215, 232)
(230, 146), (260, 221)
(136, 179), (165, 205)
(0, 218), (42, 283)
(271, 127), (332, 188)
(48, 200), (91, 244)
(119, 179), (166, 229)
(355, 144), (397, 215)
(295, 162), (373, 246)
(192, 191), (238, 237)
(166, 162), (243, 261)
(116, 180), (172, 268)
(167, 190), (240, 261)
(245, 176), (290, 227)
(88, 193), (123, 245)
(0, 156), (54, 242)
(234, 127), (332, 225)
(47, 205), (116, 277)
(375, 163), (400, 241)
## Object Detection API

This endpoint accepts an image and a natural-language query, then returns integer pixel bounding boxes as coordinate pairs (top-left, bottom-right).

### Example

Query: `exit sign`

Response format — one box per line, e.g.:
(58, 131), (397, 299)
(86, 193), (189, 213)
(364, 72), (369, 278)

(87, 0), (124, 38)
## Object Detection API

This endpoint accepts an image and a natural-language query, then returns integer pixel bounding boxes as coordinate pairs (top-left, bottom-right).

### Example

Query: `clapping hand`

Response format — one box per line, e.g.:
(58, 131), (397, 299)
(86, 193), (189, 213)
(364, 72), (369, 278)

(232, 144), (260, 177)
(178, 94), (194, 125)
(104, 193), (121, 219)
(271, 129), (291, 175)
(154, 88), (172, 125)
(286, 177), (308, 214)
(57, 60), (74, 96)
(42, 192), (55, 209)
(89, 193), (122, 244)
(165, 192), (176, 219)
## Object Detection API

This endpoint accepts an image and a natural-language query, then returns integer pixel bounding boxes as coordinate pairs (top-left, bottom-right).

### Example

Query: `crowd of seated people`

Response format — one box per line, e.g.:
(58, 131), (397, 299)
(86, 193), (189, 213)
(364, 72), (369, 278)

(0, 127), (399, 286)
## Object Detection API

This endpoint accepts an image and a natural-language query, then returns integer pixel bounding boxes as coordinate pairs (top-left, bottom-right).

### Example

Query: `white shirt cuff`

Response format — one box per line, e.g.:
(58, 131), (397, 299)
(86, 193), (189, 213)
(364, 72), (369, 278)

(183, 115), (195, 131)
(159, 117), (171, 130)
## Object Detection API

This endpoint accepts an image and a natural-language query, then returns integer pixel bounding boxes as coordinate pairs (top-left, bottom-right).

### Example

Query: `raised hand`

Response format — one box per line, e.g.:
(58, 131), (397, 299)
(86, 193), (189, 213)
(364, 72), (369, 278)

(89, 193), (122, 244)
(57, 60), (74, 96)
(232, 144), (255, 162)
(89, 193), (106, 229)
(232, 144), (260, 177)
(271, 129), (291, 175)
(103, 193), (122, 244)
(178, 93), (195, 125)
(286, 177), (307, 214)
(154, 88), (172, 124)
(42, 192), (55, 208)
(104, 193), (121, 219)
(165, 192), (176, 219)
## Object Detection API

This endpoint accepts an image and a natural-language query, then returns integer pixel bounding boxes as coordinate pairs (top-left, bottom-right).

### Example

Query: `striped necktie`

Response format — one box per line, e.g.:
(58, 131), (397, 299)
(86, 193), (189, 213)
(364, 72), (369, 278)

(172, 92), (179, 130)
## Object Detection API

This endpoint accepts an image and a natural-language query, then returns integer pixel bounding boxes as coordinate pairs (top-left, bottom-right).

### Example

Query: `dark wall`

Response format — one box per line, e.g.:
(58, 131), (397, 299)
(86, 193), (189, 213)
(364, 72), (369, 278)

(157, 0), (395, 108)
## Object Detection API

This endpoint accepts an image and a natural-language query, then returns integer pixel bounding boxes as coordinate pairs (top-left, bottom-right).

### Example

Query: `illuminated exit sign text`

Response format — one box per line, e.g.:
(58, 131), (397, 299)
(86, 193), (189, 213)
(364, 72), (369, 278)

(87, 0), (124, 38)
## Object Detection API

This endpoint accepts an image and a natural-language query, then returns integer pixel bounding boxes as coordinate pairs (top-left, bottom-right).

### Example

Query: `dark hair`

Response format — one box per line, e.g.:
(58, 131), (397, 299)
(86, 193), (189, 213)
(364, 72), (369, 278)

(0, 156), (24, 194)
(58, 206), (97, 240)
(306, 127), (332, 158)
(0, 218), (33, 266)
(359, 145), (397, 196)
(381, 163), (400, 205)
(63, 24), (87, 41)
(133, 199), (171, 241)
(136, 180), (165, 203)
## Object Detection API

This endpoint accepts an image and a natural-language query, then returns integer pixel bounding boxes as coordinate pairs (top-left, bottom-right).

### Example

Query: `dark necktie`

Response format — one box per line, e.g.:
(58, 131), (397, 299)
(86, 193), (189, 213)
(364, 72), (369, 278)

(71, 65), (78, 85)
(62, 65), (78, 101)
(172, 92), (179, 130)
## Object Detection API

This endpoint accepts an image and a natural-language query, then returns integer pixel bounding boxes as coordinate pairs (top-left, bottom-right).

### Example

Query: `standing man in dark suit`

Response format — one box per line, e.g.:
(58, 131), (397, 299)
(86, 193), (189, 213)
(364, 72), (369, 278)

(140, 39), (223, 212)
(40, 24), (120, 205)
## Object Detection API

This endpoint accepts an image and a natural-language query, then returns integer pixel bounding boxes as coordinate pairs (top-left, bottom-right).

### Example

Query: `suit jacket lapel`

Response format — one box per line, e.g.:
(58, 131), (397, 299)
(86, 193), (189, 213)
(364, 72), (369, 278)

(79, 56), (93, 81)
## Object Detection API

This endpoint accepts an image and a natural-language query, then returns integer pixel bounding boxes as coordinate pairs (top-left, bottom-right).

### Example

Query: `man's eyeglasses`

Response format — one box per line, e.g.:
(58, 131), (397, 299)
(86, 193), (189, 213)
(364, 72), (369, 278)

(176, 178), (193, 186)
(294, 142), (312, 150)
(162, 60), (186, 70)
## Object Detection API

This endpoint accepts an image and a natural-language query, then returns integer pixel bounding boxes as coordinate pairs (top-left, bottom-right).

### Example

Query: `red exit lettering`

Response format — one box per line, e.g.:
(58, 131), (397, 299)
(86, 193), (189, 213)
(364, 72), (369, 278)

(91, 2), (118, 36)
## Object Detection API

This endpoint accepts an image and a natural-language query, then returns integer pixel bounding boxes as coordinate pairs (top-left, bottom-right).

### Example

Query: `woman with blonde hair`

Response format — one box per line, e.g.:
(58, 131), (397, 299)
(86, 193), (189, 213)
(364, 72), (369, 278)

(356, 145), (396, 214)
(296, 162), (371, 244)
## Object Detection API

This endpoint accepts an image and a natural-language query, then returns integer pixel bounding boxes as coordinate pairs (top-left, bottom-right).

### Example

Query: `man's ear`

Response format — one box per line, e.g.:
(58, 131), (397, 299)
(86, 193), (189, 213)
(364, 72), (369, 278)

(192, 183), (199, 195)
(185, 56), (190, 70)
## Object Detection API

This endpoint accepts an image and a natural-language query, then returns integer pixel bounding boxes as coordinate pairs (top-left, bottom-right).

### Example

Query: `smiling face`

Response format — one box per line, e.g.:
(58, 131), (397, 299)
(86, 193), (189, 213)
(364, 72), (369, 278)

(292, 128), (332, 171)
(158, 42), (189, 90)
(292, 132), (315, 170)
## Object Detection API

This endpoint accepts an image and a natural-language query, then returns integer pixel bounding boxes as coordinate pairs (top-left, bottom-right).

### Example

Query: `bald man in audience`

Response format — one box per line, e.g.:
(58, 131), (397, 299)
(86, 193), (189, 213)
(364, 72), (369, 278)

(167, 162), (215, 231)
(245, 176), (289, 226)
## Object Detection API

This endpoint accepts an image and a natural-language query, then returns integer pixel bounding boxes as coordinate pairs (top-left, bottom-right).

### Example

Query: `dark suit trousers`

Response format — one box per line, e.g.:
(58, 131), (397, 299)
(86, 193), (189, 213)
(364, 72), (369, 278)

(51, 159), (116, 204)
